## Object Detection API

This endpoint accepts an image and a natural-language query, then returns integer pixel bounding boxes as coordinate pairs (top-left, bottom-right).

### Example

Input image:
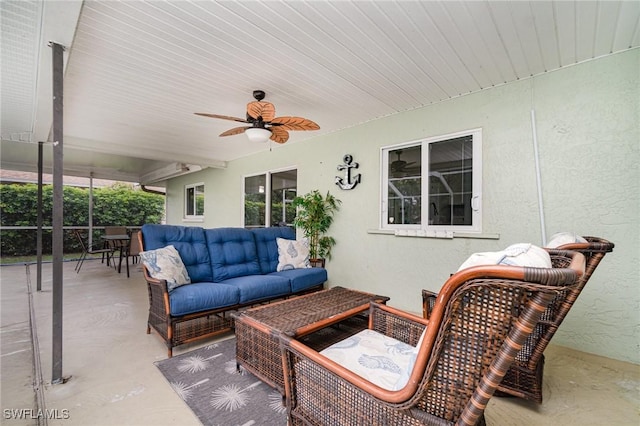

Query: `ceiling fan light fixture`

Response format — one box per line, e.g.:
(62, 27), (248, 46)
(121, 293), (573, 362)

(245, 127), (271, 143)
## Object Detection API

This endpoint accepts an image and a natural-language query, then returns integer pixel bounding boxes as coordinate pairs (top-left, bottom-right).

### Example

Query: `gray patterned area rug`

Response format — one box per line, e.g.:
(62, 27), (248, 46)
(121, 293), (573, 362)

(155, 317), (367, 426)
(155, 337), (286, 426)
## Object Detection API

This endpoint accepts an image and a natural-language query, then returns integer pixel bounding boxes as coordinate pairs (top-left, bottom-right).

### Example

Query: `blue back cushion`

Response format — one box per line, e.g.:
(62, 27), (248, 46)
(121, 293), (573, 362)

(251, 227), (296, 274)
(205, 228), (261, 282)
(141, 224), (213, 283)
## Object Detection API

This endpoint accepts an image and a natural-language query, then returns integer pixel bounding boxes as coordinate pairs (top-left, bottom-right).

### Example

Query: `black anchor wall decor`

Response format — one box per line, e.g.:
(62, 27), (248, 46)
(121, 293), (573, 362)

(335, 154), (361, 190)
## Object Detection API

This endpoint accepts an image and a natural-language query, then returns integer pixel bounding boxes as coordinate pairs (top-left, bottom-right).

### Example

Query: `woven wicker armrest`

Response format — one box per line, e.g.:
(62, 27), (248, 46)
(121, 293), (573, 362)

(558, 236), (615, 254)
(141, 265), (170, 318)
(369, 302), (428, 346)
(141, 265), (169, 291)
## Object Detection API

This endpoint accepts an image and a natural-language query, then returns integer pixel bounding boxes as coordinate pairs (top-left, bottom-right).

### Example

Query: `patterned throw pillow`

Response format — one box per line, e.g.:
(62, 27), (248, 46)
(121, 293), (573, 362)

(139, 245), (191, 292)
(545, 232), (588, 248)
(276, 238), (311, 271)
(457, 243), (552, 271)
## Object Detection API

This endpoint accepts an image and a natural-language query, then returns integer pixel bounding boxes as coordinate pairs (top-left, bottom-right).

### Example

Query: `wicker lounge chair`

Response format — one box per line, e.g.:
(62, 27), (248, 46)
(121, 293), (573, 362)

(501, 236), (613, 402)
(423, 236), (613, 403)
(280, 250), (585, 426)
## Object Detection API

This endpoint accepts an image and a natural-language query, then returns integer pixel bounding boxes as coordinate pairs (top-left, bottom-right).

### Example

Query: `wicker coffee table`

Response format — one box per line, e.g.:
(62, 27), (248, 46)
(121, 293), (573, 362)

(234, 286), (389, 393)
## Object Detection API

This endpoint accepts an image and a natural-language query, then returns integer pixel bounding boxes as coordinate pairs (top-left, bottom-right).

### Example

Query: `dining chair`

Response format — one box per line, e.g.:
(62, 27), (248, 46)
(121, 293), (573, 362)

(73, 230), (115, 274)
(119, 230), (142, 277)
(281, 250), (585, 426)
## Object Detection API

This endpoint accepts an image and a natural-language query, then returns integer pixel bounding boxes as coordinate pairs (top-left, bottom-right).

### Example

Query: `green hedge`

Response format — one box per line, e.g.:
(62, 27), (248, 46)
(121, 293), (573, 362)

(244, 200), (296, 227)
(0, 183), (165, 256)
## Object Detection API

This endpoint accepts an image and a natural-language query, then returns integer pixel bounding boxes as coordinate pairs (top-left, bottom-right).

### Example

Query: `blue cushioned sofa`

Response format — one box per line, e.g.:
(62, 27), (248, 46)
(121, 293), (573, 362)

(140, 224), (327, 356)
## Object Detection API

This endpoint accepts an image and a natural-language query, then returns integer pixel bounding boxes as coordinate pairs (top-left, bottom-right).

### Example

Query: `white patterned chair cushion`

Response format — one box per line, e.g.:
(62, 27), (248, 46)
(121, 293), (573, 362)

(139, 245), (191, 292)
(545, 232), (588, 248)
(457, 243), (551, 271)
(320, 329), (418, 391)
(276, 238), (311, 271)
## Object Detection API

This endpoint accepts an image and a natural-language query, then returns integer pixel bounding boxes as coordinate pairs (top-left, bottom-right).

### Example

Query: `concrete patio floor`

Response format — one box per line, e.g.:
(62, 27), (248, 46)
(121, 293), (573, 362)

(1, 260), (638, 426)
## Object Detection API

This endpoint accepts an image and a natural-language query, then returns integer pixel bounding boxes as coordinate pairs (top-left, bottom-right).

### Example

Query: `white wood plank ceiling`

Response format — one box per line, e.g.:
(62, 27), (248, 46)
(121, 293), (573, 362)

(1, 0), (639, 183)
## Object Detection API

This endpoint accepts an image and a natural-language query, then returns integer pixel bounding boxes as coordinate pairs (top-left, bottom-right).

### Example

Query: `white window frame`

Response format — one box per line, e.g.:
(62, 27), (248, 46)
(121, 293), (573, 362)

(184, 182), (205, 221)
(243, 167), (297, 228)
(380, 128), (482, 234)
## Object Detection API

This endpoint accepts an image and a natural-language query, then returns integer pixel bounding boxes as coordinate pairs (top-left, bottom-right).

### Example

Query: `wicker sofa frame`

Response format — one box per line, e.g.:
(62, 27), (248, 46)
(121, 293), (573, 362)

(280, 250), (585, 426)
(142, 265), (322, 358)
(423, 236), (614, 403)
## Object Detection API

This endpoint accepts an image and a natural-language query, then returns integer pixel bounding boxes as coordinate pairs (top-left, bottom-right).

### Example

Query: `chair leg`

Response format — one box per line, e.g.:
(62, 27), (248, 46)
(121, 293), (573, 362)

(117, 246), (129, 274)
(76, 252), (87, 273)
(110, 250), (117, 269)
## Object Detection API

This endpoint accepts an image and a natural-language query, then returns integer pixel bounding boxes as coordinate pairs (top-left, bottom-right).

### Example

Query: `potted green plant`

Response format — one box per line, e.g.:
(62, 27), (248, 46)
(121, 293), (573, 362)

(292, 190), (341, 267)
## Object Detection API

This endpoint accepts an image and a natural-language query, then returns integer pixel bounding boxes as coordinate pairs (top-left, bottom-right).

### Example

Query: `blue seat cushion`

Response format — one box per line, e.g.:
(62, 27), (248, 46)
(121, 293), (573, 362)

(251, 227), (296, 274)
(220, 274), (291, 304)
(169, 282), (239, 316)
(205, 228), (261, 282)
(270, 268), (327, 293)
(141, 224), (213, 283)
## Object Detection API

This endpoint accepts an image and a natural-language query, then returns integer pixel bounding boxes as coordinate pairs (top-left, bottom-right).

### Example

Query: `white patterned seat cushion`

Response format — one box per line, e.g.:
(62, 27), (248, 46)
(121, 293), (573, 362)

(320, 329), (418, 391)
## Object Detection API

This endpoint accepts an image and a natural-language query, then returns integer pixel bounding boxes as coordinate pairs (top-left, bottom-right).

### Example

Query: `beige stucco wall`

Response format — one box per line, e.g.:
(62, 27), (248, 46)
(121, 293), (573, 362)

(166, 49), (639, 364)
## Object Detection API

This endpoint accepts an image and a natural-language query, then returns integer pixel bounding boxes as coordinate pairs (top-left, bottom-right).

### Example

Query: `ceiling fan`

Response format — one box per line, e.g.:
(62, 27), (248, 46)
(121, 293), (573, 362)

(195, 90), (320, 144)
(390, 150), (418, 174)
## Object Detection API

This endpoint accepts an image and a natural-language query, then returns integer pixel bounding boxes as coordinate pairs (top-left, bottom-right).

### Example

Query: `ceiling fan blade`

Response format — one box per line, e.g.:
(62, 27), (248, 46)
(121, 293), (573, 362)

(270, 116), (320, 131)
(247, 101), (276, 121)
(269, 126), (289, 144)
(194, 113), (249, 123)
(219, 126), (251, 137)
